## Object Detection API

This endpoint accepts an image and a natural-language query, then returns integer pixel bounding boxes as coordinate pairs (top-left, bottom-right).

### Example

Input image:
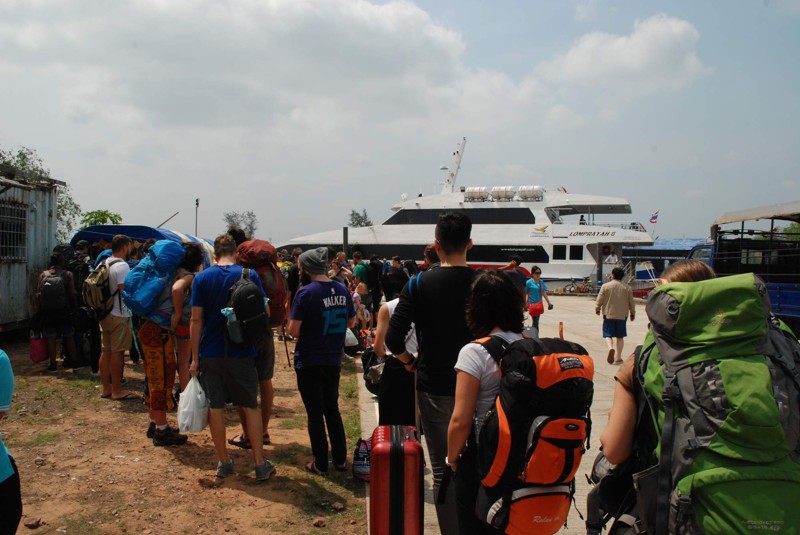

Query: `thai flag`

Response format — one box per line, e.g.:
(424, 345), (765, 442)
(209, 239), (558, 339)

(649, 210), (660, 224)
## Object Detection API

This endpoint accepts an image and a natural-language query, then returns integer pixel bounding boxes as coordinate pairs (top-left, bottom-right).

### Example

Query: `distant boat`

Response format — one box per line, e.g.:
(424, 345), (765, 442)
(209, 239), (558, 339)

(284, 138), (653, 285)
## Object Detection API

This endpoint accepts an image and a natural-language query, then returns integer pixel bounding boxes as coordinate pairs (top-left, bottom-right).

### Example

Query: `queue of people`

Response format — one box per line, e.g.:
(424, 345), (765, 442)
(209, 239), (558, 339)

(12, 215), (798, 535)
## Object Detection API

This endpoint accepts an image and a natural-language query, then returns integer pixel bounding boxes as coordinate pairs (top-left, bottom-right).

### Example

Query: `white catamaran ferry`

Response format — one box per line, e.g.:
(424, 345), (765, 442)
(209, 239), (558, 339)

(284, 138), (653, 285)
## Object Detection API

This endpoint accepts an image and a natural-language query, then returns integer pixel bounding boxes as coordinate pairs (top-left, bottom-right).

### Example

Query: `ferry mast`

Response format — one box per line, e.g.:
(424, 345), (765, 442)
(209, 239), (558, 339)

(441, 137), (467, 194)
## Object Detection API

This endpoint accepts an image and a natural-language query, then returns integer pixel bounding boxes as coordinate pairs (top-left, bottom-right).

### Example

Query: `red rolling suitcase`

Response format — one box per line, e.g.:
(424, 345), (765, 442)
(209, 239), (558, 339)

(369, 425), (424, 535)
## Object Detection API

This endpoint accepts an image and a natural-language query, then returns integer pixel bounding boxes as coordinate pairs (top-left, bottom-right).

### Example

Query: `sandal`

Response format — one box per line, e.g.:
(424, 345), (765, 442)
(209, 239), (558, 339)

(304, 461), (328, 476)
(227, 434), (252, 450)
(263, 433), (271, 446)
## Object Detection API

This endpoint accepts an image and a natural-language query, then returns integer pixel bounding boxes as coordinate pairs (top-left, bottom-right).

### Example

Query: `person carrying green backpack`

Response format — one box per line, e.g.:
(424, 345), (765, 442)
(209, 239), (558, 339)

(593, 260), (800, 534)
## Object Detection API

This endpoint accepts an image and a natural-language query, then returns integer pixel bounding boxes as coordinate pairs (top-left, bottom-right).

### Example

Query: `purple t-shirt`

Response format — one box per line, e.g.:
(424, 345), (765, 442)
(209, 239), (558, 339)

(191, 264), (265, 359)
(290, 280), (356, 369)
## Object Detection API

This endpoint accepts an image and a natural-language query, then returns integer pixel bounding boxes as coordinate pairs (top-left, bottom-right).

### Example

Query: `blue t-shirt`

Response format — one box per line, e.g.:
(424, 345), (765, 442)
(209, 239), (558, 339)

(0, 350), (14, 483)
(525, 278), (548, 305)
(191, 264), (265, 359)
(291, 280), (356, 369)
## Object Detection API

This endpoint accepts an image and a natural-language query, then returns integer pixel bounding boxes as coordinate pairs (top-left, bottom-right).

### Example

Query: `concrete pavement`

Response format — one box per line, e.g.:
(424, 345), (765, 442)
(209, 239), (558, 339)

(358, 293), (650, 534)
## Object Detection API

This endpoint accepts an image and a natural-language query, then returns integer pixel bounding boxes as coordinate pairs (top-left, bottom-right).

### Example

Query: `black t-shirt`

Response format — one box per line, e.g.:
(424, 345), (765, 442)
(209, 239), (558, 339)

(385, 266), (477, 396)
(505, 269), (528, 292)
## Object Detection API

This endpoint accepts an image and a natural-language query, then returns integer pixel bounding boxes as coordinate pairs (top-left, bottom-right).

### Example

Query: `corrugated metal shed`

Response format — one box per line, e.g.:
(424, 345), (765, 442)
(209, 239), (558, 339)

(0, 170), (60, 331)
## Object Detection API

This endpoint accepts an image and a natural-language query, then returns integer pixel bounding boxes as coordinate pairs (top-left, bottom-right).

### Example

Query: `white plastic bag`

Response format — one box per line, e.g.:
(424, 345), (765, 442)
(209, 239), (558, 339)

(345, 328), (359, 348)
(178, 377), (209, 433)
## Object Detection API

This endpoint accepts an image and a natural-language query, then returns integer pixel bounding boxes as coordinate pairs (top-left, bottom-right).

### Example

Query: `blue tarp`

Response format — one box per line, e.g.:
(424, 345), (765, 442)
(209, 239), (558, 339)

(70, 225), (214, 267)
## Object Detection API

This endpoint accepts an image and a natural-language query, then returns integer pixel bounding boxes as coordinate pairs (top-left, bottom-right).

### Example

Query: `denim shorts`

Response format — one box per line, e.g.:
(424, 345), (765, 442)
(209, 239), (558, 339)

(602, 318), (628, 338)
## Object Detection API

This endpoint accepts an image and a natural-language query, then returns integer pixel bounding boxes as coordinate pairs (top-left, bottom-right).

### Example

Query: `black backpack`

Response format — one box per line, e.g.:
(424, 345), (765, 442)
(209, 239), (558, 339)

(67, 255), (91, 306)
(366, 259), (383, 291)
(38, 270), (68, 313)
(225, 268), (268, 345)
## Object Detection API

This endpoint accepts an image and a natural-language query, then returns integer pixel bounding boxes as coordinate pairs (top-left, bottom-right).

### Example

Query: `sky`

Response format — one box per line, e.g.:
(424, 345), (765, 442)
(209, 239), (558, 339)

(1, 0), (798, 244)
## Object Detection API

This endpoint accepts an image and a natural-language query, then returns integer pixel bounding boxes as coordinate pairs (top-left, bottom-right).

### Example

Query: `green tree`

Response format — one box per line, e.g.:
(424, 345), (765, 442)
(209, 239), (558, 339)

(81, 209), (123, 227)
(348, 209), (373, 228)
(777, 222), (800, 240)
(0, 146), (82, 242)
(223, 210), (258, 239)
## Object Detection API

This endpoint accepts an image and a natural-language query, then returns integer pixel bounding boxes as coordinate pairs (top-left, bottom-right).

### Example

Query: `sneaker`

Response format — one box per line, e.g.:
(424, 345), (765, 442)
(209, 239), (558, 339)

(153, 426), (188, 447)
(216, 459), (234, 478)
(255, 460), (276, 481)
(146, 422), (156, 439)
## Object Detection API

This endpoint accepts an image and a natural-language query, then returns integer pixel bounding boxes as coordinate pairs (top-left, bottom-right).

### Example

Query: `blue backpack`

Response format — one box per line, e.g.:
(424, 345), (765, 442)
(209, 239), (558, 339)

(122, 241), (185, 321)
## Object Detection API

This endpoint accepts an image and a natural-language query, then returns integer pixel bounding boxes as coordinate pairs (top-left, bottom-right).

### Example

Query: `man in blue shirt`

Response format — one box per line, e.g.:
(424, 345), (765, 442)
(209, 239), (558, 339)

(190, 234), (276, 481)
(288, 247), (356, 475)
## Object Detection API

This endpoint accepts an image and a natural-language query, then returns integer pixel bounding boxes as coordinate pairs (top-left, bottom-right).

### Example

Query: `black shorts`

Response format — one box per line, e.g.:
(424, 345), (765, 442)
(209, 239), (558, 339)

(199, 357), (259, 409)
(256, 335), (276, 382)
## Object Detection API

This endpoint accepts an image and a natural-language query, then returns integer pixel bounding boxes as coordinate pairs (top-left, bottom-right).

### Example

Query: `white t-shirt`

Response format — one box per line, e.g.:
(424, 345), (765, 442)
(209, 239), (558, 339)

(454, 331), (523, 435)
(383, 298), (417, 356)
(107, 257), (131, 318)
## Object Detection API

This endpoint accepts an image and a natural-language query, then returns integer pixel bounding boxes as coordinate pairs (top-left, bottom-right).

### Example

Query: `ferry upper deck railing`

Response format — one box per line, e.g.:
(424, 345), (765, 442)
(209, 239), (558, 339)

(554, 221), (648, 232)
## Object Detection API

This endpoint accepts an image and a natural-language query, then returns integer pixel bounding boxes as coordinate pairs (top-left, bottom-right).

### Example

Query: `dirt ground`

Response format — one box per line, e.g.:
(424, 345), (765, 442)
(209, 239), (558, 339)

(0, 333), (368, 535)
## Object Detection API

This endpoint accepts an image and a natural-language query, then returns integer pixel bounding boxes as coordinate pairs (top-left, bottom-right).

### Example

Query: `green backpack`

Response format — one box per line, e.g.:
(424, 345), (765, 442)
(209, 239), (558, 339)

(633, 273), (800, 534)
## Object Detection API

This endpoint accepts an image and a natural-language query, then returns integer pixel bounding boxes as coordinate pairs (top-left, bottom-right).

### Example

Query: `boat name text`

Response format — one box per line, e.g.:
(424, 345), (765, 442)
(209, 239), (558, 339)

(569, 231), (617, 237)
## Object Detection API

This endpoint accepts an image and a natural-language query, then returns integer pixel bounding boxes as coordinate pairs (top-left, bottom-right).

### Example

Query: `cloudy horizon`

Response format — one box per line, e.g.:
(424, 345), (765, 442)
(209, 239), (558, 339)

(1, 0), (798, 244)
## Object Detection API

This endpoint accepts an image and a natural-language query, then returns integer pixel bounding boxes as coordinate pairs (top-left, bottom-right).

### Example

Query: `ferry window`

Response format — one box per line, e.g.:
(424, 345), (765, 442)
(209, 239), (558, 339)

(569, 245), (583, 260)
(553, 245), (567, 260)
(383, 208), (535, 225)
(0, 201), (27, 262)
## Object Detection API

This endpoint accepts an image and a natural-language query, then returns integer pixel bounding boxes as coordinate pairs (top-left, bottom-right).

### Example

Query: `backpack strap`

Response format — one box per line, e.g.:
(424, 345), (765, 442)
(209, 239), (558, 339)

(106, 258), (124, 309)
(406, 271), (423, 298)
(656, 369), (679, 535)
(477, 335), (511, 365)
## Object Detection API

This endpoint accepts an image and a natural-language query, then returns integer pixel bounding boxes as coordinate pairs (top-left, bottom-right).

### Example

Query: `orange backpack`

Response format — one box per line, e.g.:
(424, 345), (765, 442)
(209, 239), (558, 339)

(475, 336), (594, 534)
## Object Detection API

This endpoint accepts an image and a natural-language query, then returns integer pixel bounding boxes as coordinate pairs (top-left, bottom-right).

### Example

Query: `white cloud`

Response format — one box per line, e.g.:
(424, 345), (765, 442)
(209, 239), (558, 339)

(543, 104), (584, 132)
(536, 14), (707, 94)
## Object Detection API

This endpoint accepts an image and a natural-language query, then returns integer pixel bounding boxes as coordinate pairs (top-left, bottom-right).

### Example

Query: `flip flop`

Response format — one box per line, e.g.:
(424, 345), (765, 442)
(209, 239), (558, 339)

(100, 393), (112, 399)
(112, 392), (140, 401)
(227, 434), (252, 450)
(304, 461), (328, 476)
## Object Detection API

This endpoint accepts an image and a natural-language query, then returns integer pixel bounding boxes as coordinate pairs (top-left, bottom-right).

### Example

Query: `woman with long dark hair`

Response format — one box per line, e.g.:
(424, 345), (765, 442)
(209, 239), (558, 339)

(446, 269), (525, 534)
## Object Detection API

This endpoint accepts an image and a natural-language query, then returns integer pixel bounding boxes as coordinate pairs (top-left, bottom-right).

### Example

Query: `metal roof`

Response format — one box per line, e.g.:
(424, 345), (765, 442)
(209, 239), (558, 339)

(713, 201), (800, 226)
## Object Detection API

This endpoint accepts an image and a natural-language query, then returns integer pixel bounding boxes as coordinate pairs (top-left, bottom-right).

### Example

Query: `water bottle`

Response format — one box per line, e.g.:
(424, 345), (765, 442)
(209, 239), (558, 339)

(221, 307), (245, 344)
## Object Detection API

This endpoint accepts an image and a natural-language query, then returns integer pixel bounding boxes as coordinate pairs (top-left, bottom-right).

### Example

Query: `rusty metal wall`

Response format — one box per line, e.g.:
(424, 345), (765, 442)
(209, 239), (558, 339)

(0, 185), (57, 330)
